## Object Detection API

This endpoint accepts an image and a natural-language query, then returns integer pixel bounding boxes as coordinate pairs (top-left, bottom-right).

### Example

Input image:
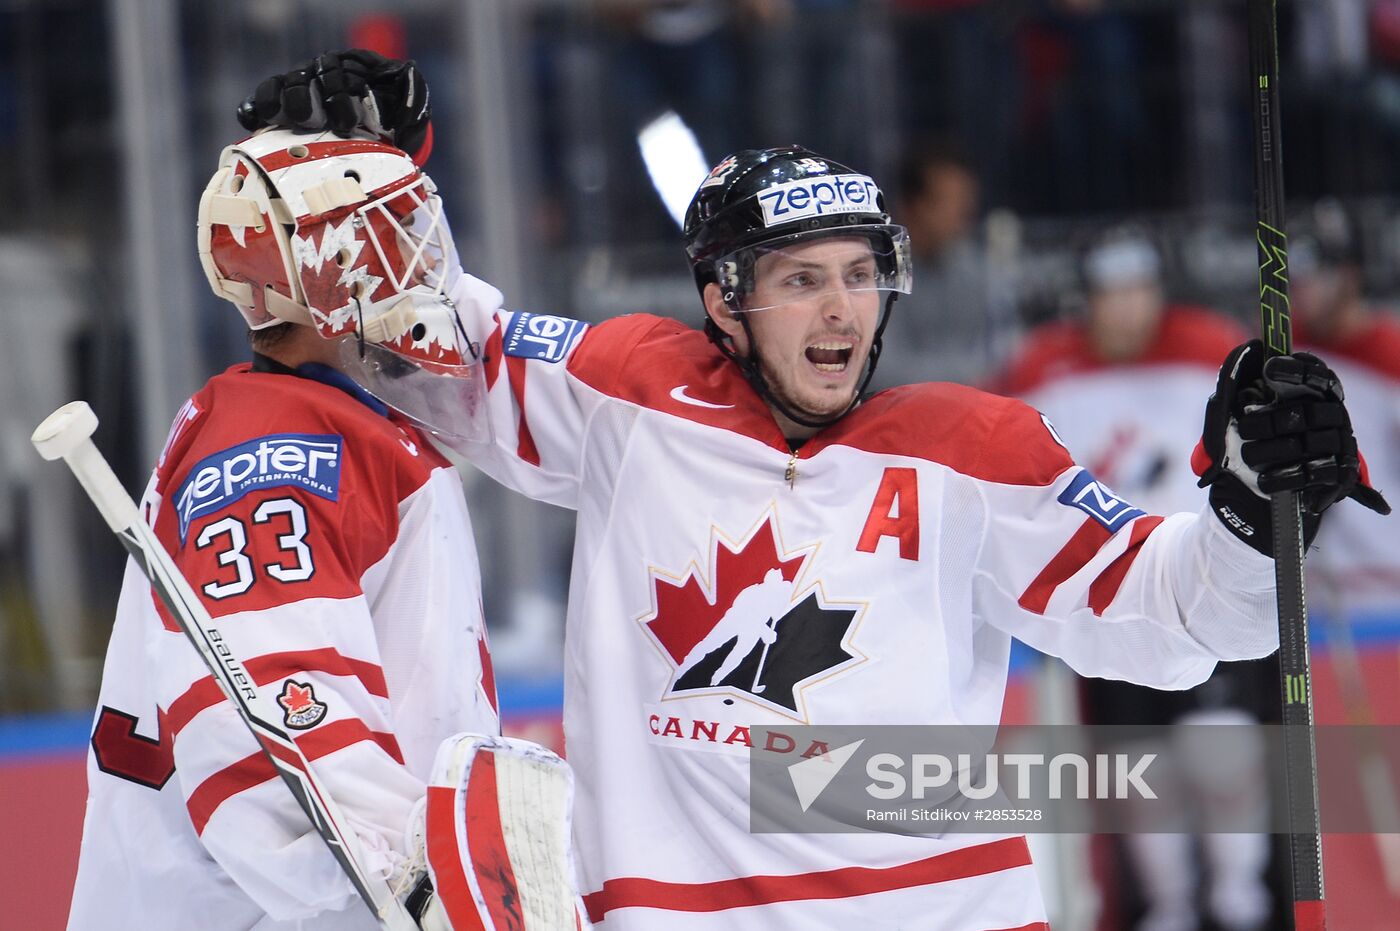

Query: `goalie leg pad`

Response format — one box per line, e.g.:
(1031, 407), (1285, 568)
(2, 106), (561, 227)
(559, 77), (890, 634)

(425, 734), (588, 930)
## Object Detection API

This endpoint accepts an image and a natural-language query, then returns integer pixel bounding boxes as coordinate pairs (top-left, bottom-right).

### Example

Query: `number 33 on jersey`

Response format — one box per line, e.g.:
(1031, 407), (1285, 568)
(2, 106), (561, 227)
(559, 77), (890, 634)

(176, 433), (339, 600)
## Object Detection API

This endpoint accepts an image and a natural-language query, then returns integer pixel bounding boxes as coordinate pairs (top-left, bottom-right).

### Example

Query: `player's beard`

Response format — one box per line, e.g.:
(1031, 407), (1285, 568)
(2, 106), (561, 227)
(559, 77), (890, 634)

(756, 344), (866, 425)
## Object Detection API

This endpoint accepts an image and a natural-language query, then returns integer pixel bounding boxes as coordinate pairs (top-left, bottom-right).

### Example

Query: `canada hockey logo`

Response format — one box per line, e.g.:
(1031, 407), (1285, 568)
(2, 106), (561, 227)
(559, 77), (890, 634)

(277, 680), (328, 730)
(640, 511), (866, 720)
(699, 155), (739, 189)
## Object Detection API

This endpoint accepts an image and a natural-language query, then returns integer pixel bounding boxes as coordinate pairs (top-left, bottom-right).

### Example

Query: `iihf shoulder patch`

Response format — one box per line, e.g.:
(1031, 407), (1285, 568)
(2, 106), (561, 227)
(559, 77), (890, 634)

(1057, 469), (1146, 533)
(277, 680), (328, 730)
(502, 312), (588, 363)
(174, 433), (342, 543)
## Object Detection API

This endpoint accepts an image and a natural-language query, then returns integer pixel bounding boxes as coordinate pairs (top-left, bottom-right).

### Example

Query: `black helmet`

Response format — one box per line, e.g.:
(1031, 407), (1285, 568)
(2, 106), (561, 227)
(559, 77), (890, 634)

(683, 146), (911, 307)
(683, 146), (911, 430)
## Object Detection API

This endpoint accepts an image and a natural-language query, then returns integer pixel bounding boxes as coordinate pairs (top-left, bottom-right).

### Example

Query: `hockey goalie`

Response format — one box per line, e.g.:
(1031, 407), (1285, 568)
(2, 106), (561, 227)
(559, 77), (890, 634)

(64, 125), (587, 929)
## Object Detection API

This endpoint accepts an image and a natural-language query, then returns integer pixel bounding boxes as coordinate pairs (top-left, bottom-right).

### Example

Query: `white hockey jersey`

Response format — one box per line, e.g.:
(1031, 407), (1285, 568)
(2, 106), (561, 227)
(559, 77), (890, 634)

(450, 278), (1281, 930)
(67, 363), (499, 930)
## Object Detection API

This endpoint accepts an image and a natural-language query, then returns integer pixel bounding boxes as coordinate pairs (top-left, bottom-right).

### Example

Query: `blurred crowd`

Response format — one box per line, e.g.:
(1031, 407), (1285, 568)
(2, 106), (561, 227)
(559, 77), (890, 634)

(1, 0), (1399, 717)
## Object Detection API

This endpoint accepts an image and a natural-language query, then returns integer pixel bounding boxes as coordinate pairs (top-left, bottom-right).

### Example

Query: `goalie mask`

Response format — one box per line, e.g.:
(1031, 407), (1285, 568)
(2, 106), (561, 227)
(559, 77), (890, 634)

(683, 146), (911, 427)
(197, 128), (486, 443)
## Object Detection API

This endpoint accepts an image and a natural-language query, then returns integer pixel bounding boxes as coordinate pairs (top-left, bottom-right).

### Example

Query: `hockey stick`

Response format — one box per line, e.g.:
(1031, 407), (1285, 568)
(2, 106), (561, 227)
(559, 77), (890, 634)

(32, 401), (419, 931)
(751, 616), (777, 694)
(1246, 3), (1327, 928)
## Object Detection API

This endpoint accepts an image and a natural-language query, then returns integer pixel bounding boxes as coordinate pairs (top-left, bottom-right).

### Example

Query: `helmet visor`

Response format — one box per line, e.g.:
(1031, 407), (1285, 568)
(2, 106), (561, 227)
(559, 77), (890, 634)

(336, 334), (491, 445)
(718, 226), (912, 313)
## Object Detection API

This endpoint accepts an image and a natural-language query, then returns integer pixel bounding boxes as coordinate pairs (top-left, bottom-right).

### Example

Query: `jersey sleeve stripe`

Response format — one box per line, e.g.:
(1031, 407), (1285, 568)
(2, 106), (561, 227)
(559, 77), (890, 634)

(186, 719), (403, 835)
(505, 354), (542, 466)
(1087, 516), (1166, 616)
(166, 647), (390, 736)
(580, 835), (1034, 922)
(1017, 519), (1112, 615)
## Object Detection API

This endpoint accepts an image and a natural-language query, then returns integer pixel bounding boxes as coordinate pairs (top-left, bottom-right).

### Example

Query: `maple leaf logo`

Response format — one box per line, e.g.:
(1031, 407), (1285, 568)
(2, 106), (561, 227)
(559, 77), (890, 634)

(700, 155), (739, 189)
(292, 218), (385, 335)
(640, 512), (865, 718)
(277, 679), (328, 730)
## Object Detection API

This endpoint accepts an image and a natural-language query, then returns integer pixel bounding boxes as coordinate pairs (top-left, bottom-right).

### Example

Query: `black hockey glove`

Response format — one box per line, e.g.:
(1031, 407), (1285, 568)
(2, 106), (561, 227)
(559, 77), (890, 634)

(1195, 339), (1389, 556)
(235, 49), (432, 161)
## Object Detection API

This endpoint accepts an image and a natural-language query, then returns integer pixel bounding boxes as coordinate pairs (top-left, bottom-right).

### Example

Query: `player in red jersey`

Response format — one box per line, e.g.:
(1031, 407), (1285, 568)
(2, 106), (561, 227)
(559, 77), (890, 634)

(68, 121), (584, 930)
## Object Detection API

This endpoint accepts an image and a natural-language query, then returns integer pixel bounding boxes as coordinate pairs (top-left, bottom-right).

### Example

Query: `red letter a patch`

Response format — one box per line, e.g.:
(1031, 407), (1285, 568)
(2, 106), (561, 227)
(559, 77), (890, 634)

(856, 467), (919, 561)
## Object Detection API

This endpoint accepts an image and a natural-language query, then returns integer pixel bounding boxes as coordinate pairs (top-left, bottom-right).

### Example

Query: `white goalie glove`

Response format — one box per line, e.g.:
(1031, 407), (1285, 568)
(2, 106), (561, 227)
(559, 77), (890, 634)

(397, 734), (590, 930)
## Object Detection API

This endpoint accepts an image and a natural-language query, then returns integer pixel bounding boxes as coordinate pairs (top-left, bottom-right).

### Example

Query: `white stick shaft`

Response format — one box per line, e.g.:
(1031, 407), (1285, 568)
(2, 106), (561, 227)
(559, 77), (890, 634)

(66, 439), (143, 533)
(35, 403), (418, 930)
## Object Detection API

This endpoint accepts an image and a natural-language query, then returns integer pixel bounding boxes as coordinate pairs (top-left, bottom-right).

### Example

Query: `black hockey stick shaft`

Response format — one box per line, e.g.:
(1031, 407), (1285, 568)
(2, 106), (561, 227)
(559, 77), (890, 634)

(1247, 1), (1326, 928)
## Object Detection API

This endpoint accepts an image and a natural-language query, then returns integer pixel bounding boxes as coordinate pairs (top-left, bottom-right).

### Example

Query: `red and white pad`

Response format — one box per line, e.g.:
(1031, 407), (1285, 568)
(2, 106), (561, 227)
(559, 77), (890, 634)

(423, 734), (589, 930)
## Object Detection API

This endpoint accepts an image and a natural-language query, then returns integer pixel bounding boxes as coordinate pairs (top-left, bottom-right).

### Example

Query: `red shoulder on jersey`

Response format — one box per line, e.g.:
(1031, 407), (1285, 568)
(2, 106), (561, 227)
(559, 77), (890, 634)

(812, 382), (1076, 486)
(993, 305), (1247, 397)
(152, 364), (447, 620)
(565, 313), (1078, 479)
(567, 314), (790, 446)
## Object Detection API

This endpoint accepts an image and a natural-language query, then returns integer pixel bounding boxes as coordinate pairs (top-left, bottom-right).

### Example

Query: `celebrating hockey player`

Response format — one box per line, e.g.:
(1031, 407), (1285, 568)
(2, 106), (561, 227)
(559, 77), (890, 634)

(237, 52), (1388, 930)
(67, 117), (586, 929)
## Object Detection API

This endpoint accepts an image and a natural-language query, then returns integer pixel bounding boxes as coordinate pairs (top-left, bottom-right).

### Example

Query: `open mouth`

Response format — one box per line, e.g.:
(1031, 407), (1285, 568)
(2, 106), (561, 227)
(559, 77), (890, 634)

(804, 341), (854, 374)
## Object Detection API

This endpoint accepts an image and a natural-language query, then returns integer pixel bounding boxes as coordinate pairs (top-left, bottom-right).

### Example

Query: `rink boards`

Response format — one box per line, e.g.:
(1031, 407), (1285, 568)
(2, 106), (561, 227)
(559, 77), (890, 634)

(4, 636), (1400, 931)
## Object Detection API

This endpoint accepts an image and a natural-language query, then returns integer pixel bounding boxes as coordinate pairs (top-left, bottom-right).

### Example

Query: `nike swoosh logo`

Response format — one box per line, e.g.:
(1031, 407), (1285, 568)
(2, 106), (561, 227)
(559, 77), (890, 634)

(670, 385), (734, 409)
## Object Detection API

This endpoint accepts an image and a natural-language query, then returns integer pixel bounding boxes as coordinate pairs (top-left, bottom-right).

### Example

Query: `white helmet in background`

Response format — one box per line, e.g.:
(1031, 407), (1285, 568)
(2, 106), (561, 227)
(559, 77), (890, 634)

(197, 127), (487, 443)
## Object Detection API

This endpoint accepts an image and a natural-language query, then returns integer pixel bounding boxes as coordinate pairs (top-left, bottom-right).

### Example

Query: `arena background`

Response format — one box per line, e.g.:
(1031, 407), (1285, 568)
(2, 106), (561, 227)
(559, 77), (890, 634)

(2, 1), (1400, 928)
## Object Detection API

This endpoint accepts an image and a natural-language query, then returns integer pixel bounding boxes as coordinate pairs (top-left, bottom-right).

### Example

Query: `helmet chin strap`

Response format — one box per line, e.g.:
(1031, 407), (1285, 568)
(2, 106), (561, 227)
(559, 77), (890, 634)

(704, 292), (897, 434)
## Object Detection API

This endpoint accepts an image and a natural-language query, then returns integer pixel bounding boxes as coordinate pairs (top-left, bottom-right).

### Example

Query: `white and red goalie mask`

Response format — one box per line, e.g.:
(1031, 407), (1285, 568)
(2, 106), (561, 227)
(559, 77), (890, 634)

(197, 128), (487, 443)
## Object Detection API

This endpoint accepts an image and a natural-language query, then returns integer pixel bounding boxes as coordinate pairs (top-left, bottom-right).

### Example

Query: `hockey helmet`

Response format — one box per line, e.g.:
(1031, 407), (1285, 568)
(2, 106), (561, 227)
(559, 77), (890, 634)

(683, 146), (911, 313)
(1079, 225), (1162, 293)
(197, 128), (486, 442)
